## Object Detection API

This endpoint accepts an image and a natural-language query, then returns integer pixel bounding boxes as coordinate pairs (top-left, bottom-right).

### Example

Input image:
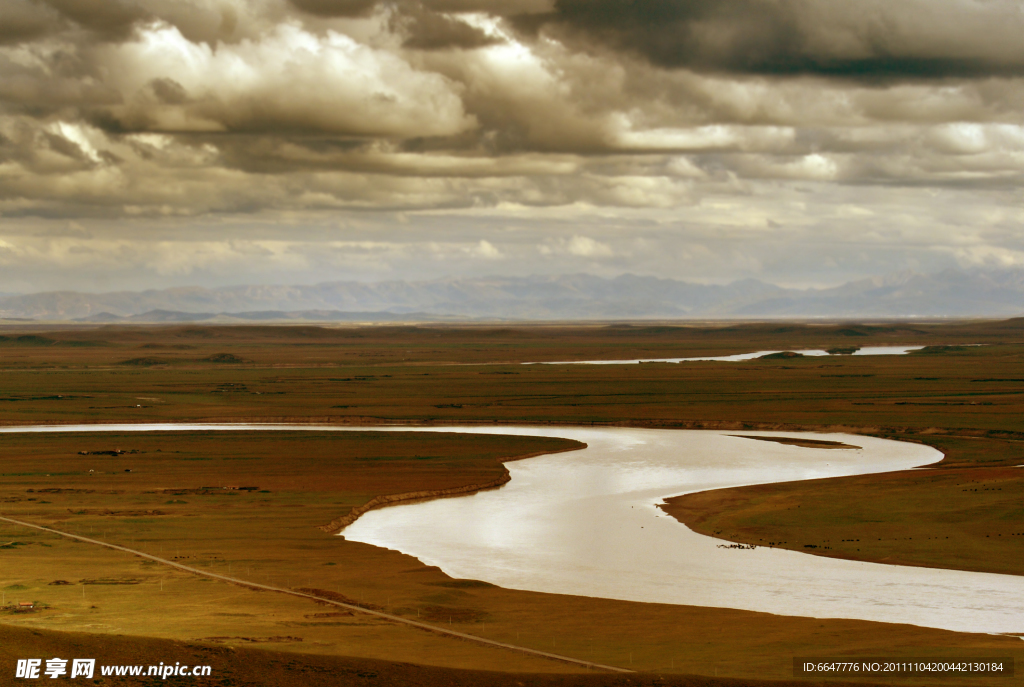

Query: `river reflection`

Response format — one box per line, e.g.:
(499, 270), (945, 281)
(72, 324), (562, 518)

(343, 427), (1024, 635)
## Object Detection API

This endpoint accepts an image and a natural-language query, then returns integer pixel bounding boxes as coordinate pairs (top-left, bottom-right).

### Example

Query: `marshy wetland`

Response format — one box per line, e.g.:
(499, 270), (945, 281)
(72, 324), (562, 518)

(1, 321), (1023, 685)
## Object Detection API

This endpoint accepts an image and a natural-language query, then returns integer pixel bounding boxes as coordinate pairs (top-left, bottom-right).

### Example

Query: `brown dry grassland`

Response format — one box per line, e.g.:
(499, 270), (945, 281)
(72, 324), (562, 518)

(0, 625), (894, 687)
(0, 320), (1022, 685)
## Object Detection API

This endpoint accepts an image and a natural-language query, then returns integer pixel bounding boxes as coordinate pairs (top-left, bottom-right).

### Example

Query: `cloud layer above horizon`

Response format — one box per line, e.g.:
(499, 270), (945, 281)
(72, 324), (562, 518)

(1, 0), (1023, 292)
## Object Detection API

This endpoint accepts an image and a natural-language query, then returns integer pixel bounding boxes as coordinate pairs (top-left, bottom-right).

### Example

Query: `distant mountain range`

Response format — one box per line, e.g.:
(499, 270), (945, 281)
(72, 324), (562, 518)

(1, 269), (1022, 321)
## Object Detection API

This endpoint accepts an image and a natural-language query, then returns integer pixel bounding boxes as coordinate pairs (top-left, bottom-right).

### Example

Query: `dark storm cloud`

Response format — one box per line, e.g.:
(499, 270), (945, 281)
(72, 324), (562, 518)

(0, 0), (64, 45)
(289, 0), (553, 18)
(396, 3), (502, 51)
(147, 78), (189, 106)
(421, 0), (553, 14)
(0, 0), (1022, 226)
(287, 0), (380, 17)
(0, 53), (121, 118)
(39, 0), (150, 41)
(525, 0), (1024, 80)
(289, 0), (504, 50)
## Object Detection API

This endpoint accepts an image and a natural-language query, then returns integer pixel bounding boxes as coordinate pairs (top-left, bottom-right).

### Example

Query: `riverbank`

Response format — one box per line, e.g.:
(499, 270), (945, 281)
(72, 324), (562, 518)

(3, 418), (1022, 578)
(663, 457), (1024, 577)
(340, 427), (1024, 635)
(318, 444), (585, 535)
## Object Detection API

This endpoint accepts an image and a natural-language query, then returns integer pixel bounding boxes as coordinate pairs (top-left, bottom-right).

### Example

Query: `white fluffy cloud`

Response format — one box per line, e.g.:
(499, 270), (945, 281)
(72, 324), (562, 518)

(0, 0), (1023, 291)
(97, 21), (474, 137)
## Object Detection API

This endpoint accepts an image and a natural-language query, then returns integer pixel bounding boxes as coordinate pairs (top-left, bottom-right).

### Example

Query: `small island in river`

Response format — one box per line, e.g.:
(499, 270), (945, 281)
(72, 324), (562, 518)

(731, 435), (861, 449)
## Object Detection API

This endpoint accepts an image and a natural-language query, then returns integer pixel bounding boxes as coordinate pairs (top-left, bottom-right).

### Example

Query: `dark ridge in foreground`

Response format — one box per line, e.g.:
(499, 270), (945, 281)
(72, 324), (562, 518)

(0, 624), (885, 687)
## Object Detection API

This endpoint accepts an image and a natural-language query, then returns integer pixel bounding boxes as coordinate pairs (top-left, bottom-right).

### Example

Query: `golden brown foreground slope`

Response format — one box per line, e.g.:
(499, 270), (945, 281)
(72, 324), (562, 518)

(1, 624), (904, 687)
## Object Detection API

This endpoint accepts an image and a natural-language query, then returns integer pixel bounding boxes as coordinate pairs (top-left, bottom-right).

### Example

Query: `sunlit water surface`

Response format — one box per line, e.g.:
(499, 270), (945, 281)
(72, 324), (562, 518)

(530, 345), (924, 365)
(3, 424), (1022, 635)
(343, 427), (1024, 635)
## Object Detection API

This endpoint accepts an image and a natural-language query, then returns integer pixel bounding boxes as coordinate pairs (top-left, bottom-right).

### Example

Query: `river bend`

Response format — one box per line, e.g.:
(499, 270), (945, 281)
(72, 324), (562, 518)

(2, 424), (1021, 635)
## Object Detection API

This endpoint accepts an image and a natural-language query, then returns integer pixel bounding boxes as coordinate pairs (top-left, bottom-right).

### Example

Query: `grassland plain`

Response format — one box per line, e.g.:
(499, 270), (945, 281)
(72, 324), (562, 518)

(0, 432), (1018, 686)
(0, 321), (1023, 685)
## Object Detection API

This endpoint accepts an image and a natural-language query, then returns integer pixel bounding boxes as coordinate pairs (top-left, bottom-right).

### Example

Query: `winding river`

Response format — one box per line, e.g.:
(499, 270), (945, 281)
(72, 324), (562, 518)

(529, 345), (925, 365)
(3, 424), (1023, 635)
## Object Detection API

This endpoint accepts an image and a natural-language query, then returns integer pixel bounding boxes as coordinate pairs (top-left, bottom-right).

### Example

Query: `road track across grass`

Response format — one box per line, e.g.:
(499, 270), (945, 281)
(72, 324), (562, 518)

(0, 514), (632, 674)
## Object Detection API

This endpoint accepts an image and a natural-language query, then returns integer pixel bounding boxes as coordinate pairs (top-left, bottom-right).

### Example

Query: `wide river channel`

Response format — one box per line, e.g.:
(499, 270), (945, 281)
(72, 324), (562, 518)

(3, 424), (1023, 636)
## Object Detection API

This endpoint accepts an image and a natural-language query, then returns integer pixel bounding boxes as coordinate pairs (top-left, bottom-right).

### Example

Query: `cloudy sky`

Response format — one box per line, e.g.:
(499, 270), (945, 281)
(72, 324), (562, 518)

(1, 0), (1023, 293)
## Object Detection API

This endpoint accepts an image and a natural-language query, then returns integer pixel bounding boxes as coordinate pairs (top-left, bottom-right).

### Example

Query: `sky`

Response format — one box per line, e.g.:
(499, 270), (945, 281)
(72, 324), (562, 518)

(1, 0), (1023, 293)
